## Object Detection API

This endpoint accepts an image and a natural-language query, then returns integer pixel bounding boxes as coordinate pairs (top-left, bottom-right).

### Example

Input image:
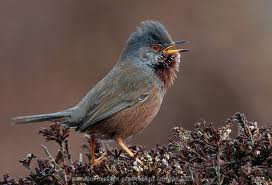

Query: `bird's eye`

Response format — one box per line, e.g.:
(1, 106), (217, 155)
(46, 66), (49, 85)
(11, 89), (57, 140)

(151, 44), (161, 52)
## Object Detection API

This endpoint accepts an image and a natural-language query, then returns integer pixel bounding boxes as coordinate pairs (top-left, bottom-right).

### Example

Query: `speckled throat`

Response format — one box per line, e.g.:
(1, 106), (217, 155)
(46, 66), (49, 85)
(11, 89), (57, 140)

(154, 53), (180, 89)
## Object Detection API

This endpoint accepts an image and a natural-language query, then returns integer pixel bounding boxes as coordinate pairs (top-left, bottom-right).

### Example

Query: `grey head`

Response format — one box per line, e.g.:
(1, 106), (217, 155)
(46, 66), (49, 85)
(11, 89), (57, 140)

(121, 20), (189, 88)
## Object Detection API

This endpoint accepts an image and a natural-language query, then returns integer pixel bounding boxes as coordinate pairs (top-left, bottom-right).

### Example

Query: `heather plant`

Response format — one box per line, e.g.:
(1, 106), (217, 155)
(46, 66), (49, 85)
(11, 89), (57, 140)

(1, 113), (271, 185)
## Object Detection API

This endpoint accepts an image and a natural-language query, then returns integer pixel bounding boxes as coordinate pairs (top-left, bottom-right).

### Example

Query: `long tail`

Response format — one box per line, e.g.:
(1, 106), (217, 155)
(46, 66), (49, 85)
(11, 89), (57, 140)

(12, 111), (71, 124)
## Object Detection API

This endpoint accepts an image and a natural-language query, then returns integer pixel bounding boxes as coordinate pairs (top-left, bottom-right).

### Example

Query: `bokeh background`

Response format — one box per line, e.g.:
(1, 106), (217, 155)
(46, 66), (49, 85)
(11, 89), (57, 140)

(1, 0), (272, 177)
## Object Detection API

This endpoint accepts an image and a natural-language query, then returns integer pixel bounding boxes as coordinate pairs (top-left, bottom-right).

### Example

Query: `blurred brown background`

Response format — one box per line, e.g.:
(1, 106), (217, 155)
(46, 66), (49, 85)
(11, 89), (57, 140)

(1, 0), (272, 177)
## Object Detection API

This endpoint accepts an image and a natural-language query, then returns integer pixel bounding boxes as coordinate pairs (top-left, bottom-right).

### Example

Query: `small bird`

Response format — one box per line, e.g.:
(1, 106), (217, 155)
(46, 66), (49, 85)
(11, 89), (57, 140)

(12, 20), (188, 166)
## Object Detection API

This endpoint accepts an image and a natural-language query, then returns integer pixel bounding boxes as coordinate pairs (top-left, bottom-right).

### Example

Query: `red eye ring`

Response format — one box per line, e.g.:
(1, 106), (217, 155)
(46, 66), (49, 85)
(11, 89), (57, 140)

(151, 44), (161, 52)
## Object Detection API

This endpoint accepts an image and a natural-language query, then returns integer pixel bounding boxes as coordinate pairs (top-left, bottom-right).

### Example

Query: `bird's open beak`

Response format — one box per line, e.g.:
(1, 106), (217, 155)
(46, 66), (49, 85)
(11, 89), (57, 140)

(163, 40), (190, 55)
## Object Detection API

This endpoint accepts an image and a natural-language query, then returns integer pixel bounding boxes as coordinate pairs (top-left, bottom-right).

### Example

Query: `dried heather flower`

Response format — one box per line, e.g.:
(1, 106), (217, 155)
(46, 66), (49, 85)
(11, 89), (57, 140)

(2, 113), (272, 184)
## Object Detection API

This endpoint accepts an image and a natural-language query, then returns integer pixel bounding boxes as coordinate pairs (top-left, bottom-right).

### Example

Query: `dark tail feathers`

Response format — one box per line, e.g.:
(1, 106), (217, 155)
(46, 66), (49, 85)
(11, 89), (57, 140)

(12, 111), (71, 124)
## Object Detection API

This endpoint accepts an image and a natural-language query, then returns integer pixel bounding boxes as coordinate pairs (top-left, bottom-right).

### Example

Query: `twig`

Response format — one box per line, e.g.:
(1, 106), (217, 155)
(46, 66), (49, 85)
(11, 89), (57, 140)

(41, 144), (67, 185)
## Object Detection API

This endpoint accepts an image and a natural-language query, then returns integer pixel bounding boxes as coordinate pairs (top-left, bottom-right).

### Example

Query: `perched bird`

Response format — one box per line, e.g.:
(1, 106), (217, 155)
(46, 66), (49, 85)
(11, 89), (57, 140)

(12, 20), (189, 165)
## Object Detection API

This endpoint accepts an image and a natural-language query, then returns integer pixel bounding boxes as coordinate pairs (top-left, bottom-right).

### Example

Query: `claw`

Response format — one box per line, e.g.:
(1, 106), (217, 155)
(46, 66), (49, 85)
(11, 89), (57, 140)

(135, 157), (144, 166)
(91, 152), (107, 167)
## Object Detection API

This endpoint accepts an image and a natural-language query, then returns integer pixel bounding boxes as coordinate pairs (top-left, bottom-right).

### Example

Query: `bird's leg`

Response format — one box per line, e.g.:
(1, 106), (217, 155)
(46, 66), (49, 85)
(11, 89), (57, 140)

(115, 137), (143, 165)
(90, 135), (95, 164)
(90, 135), (107, 166)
